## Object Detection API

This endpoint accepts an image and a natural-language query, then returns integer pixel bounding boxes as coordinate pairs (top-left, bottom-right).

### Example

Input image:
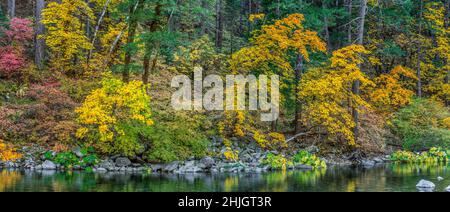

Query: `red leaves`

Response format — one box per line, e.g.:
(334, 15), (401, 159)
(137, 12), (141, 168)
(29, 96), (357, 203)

(0, 18), (33, 78)
(3, 18), (34, 43)
(0, 50), (25, 76)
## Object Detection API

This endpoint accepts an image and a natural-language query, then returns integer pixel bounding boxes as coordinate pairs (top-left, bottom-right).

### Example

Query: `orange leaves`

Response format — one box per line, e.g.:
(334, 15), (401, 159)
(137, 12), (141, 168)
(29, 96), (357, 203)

(230, 13), (326, 74)
(0, 140), (22, 162)
(366, 66), (417, 112)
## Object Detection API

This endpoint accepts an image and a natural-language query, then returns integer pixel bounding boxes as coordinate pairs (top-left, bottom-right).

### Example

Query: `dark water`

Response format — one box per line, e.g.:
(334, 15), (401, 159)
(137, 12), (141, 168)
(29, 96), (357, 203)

(0, 164), (449, 192)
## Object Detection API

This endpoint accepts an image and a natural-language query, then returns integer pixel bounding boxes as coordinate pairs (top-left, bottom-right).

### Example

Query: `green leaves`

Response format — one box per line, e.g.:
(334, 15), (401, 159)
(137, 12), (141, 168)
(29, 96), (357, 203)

(43, 147), (99, 169)
(391, 98), (450, 151)
(293, 151), (327, 169)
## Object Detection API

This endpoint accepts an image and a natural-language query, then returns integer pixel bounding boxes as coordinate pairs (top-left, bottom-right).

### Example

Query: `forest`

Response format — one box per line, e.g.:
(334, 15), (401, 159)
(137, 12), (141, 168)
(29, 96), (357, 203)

(0, 0), (449, 171)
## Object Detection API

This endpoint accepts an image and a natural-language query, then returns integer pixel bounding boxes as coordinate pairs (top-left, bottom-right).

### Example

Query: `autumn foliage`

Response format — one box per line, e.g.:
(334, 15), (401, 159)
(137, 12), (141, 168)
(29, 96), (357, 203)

(0, 18), (33, 78)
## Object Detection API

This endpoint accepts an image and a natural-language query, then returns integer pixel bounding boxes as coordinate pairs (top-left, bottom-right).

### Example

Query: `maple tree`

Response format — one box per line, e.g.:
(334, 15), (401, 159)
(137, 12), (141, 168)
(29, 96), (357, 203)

(299, 45), (372, 146)
(41, 0), (94, 73)
(75, 75), (154, 156)
(366, 65), (417, 112)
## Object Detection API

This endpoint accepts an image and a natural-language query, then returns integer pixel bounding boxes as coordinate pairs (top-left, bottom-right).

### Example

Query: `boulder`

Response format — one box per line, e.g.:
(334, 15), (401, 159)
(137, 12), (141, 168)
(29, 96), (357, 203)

(95, 167), (108, 172)
(41, 160), (56, 170)
(99, 160), (115, 171)
(416, 180), (436, 192)
(115, 157), (131, 167)
(163, 161), (180, 172)
(437, 176), (444, 181)
(361, 160), (375, 168)
(446, 186), (450, 192)
(373, 157), (384, 164)
(72, 147), (84, 158)
(200, 157), (215, 169)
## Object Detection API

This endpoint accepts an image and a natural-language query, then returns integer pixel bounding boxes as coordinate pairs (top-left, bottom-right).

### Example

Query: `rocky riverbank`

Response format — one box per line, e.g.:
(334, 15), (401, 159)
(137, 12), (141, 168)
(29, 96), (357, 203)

(0, 139), (391, 174)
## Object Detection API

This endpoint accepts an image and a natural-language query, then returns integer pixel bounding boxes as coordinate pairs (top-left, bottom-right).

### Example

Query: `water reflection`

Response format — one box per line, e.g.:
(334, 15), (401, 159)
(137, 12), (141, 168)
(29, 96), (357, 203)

(0, 164), (449, 192)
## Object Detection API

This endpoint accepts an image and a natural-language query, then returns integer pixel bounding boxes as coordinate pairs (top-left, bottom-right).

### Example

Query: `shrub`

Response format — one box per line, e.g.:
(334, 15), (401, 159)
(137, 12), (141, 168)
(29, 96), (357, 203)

(293, 151), (327, 169)
(0, 139), (22, 162)
(144, 111), (210, 163)
(253, 131), (287, 150)
(223, 147), (239, 162)
(44, 147), (99, 169)
(262, 153), (293, 170)
(0, 18), (33, 79)
(390, 98), (450, 151)
(390, 147), (448, 164)
(0, 83), (79, 145)
(76, 77), (154, 157)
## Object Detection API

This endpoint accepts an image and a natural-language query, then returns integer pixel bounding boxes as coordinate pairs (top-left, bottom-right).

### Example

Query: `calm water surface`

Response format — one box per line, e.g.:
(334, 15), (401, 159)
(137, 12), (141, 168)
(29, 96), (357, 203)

(1, 164), (449, 192)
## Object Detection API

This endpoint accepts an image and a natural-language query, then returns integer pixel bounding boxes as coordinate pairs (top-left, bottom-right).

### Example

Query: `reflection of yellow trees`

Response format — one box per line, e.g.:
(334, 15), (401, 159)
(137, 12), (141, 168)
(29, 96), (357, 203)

(223, 176), (239, 192)
(262, 170), (290, 192)
(346, 180), (356, 192)
(0, 170), (22, 192)
(390, 163), (448, 176)
(295, 169), (326, 185)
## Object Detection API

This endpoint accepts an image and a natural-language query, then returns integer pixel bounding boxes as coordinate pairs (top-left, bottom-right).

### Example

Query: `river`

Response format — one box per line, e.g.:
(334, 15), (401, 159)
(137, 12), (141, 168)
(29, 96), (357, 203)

(0, 164), (449, 192)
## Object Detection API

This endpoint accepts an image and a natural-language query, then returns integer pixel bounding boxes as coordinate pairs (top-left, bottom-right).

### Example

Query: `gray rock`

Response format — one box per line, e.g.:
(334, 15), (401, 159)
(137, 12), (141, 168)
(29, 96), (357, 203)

(437, 176), (444, 181)
(72, 147), (84, 158)
(151, 164), (163, 172)
(200, 157), (215, 169)
(95, 167), (108, 172)
(163, 161), (179, 172)
(5, 161), (17, 168)
(35, 165), (43, 170)
(306, 146), (320, 154)
(115, 157), (131, 167)
(373, 157), (384, 164)
(179, 161), (202, 173)
(416, 180), (436, 192)
(446, 186), (450, 192)
(184, 166), (202, 173)
(361, 160), (375, 168)
(99, 160), (115, 171)
(42, 160), (56, 170)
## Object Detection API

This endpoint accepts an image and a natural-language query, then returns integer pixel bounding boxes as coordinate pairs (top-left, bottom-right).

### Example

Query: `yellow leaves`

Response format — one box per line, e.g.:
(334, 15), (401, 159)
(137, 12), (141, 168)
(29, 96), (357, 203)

(444, 117), (450, 130)
(424, 2), (446, 30)
(249, 13), (265, 22)
(42, 0), (94, 72)
(224, 147), (239, 162)
(330, 45), (370, 69)
(75, 77), (153, 143)
(230, 13), (326, 74)
(300, 45), (372, 146)
(0, 140), (22, 162)
(365, 66), (417, 113)
(253, 131), (288, 150)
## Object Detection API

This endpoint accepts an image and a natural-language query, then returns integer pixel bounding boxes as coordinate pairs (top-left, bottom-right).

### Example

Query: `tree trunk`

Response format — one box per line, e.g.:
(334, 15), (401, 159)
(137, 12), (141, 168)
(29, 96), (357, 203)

(7, 0), (15, 18)
(215, 0), (223, 51)
(294, 55), (304, 134)
(87, 0), (111, 64)
(323, 2), (332, 53)
(352, 0), (367, 142)
(417, 0), (424, 98)
(35, 0), (45, 70)
(347, 0), (353, 45)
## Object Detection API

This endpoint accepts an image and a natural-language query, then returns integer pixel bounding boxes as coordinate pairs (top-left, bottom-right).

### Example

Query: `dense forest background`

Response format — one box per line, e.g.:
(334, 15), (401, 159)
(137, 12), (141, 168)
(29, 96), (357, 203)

(0, 0), (449, 163)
